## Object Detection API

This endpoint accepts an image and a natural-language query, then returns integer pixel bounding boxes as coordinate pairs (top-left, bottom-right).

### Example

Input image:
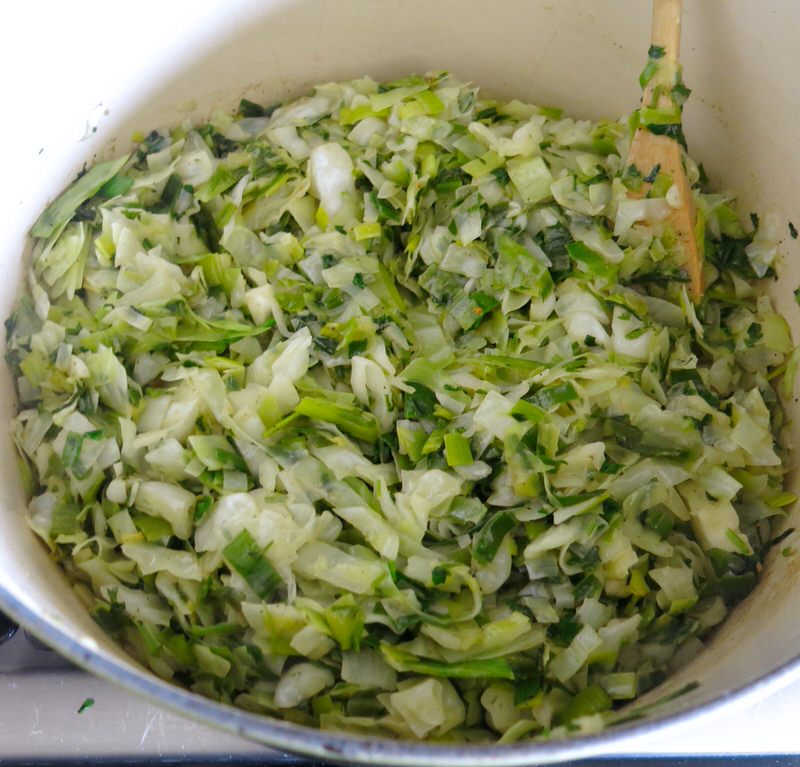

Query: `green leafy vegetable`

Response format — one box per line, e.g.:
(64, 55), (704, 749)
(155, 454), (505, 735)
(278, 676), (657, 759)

(474, 511), (517, 565)
(404, 382), (437, 419)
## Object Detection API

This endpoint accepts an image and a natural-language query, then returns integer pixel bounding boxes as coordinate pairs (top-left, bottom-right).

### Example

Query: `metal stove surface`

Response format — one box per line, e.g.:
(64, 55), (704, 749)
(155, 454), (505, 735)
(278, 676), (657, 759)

(1, 615), (799, 764)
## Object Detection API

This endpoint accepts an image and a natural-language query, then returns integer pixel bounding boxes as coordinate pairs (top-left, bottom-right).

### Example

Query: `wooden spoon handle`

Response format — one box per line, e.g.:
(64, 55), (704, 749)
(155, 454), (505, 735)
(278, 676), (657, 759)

(643, 0), (683, 105)
(651, 0), (683, 61)
(628, 0), (703, 300)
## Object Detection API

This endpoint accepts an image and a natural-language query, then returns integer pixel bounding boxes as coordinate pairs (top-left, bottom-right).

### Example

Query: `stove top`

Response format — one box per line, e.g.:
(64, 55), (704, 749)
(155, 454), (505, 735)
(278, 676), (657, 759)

(1, 612), (799, 763)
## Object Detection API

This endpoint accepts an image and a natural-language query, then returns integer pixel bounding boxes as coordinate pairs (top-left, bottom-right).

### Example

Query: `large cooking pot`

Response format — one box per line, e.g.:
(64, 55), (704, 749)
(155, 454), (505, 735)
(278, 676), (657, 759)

(2, 0), (800, 763)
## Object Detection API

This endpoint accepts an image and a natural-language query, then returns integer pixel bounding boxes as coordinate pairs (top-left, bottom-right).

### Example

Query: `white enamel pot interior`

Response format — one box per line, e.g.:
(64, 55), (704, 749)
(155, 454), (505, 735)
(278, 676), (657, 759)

(1, 1), (800, 764)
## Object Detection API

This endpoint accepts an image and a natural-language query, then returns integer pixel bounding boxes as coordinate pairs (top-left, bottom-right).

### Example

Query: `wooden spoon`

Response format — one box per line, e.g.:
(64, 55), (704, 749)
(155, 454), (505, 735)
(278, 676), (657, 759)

(626, 0), (702, 299)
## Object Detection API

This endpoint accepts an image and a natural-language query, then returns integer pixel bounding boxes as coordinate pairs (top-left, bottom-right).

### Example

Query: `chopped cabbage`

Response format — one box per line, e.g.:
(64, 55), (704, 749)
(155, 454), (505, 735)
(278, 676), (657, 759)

(7, 71), (793, 742)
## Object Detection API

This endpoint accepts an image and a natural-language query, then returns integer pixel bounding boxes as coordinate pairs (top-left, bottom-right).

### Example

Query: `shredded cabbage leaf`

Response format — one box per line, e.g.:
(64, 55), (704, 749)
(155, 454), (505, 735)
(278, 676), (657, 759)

(6, 72), (795, 742)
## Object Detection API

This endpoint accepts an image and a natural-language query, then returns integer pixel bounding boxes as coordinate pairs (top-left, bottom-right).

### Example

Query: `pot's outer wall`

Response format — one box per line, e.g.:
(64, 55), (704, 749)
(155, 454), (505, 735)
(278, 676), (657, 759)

(1, 1), (799, 763)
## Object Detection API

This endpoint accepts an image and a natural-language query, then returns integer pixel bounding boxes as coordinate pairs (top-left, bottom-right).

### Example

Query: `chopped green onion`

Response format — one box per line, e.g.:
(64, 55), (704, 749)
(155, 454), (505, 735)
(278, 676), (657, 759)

(295, 397), (381, 442)
(32, 155), (130, 238)
(381, 644), (514, 680)
(444, 432), (473, 467)
(223, 529), (281, 601)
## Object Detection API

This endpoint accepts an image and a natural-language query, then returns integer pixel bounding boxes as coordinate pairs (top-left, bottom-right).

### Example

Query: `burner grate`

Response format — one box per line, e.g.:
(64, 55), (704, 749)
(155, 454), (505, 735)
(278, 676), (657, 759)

(0, 611), (16, 644)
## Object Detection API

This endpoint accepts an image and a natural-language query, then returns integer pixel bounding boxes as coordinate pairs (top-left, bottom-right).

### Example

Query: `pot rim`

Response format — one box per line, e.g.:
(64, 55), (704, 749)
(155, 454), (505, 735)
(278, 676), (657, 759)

(2, 580), (800, 765)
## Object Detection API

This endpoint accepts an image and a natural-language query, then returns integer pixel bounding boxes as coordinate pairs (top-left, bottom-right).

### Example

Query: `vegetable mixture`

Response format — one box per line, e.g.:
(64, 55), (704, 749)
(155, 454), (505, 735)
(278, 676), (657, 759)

(6, 72), (795, 742)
